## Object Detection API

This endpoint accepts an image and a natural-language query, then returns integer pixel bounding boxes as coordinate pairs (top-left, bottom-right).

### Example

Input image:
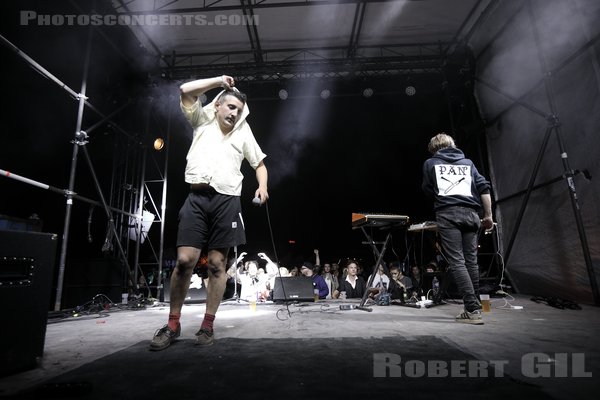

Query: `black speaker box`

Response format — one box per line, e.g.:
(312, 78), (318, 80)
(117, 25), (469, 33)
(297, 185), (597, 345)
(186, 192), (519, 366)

(0, 230), (58, 376)
(161, 274), (237, 303)
(162, 273), (207, 304)
(272, 276), (314, 303)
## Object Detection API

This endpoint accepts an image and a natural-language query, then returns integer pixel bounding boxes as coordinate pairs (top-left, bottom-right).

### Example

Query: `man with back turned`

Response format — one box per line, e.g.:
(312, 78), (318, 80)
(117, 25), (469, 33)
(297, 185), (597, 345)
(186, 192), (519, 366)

(422, 133), (493, 325)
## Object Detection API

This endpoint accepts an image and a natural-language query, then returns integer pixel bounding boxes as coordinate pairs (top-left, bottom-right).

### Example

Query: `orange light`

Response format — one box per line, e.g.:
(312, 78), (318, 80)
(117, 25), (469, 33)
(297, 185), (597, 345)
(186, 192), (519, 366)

(153, 138), (164, 151)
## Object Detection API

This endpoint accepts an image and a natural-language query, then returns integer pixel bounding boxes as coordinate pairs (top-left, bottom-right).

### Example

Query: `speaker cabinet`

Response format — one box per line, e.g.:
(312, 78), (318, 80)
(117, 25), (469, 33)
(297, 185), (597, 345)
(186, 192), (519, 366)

(162, 274), (208, 304)
(272, 276), (315, 303)
(0, 230), (58, 376)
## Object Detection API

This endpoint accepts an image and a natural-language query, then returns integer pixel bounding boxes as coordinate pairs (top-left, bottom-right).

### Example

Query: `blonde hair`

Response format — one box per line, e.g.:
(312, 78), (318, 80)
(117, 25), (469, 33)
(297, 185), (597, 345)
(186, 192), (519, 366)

(428, 133), (456, 154)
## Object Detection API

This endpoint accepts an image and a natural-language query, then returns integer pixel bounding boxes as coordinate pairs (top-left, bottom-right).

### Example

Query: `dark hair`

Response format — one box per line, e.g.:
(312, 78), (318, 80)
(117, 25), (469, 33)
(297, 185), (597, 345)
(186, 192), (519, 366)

(389, 261), (402, 269)
(218, 89), (247, 104)
(302, 261), (314, 270)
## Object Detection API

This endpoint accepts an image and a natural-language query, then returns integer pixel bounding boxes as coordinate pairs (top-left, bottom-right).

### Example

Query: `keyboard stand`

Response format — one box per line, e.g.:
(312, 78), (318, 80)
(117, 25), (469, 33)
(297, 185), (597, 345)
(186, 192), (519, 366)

(350, 213), (410, 311)
(355, 226), (392, 312)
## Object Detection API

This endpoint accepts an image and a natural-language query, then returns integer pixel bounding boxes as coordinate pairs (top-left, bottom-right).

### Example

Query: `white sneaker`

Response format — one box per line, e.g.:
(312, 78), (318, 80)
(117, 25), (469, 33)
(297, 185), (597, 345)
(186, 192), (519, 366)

(455, 309), (484, 325)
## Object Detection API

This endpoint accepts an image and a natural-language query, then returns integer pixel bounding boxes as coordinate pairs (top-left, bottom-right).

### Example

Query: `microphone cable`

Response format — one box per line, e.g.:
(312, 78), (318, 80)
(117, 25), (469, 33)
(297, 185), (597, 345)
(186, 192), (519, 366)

(262, 200), (291, 319)
(264, 201), (279, 272)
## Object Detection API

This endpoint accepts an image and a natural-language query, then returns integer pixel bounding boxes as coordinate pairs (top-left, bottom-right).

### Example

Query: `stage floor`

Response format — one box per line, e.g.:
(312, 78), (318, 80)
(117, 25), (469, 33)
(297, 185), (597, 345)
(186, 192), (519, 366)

(1, 294), (598, 399)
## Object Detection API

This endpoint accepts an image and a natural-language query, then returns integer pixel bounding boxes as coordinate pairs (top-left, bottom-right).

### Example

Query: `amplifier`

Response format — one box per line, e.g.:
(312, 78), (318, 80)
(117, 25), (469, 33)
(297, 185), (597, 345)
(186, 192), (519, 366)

(0, 230), (57, 376)
(272, 276), (314, 303)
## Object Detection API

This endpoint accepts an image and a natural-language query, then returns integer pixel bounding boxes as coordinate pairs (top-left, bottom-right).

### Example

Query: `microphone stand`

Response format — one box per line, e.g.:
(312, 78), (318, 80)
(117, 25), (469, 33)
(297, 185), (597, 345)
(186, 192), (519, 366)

(222, 246), (243, 303)
(233, 246), (240, 302)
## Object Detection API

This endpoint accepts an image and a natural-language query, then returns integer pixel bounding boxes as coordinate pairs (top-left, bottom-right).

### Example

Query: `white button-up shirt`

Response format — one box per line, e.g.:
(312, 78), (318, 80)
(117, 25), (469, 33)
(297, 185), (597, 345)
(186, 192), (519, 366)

(181, 97), (266, 196)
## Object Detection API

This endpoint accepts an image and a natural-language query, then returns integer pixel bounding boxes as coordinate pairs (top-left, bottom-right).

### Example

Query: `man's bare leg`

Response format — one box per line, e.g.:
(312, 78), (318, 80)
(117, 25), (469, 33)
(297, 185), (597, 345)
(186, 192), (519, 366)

(169, 246), (201, 314)
(196, 247), (229, 345)
(205, 248), (229, 315)
(149, 246), (200, 351)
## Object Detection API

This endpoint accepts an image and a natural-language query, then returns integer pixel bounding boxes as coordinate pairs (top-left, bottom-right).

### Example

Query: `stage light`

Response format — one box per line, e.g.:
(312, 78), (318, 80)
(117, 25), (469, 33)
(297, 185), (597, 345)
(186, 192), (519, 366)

(362, 88), (374, 98)
(153, 138), (164, 151)
(405, 86), (416, 96)
(278, 89), (288, 100)
(320, 89), (331, 99)
(128, 209), (155, 242)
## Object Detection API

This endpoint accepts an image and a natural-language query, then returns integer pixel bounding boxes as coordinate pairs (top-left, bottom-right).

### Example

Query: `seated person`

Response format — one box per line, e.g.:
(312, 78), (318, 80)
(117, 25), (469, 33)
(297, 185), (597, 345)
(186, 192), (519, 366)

(388, 264), (413, 301)
(410, 265), (423, 297)
(367, 263), (390, 290)
(332, 260), (366, 299)
(239, 260), (269, 302)
(258, 252), (279, 293)
(300, 261), (329, 299)
(321, 263), (338, 299)
(226, 251), (248, 285)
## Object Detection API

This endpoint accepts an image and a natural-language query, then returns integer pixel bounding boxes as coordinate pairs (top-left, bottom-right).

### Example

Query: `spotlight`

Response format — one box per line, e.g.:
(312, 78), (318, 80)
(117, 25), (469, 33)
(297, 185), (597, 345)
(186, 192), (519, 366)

(362, 88), (374, 98)
(405, 86), (416, 96)
(320, 89), (331, 99)
(278, 89), (288, 100)
(153, 138), (165, 151)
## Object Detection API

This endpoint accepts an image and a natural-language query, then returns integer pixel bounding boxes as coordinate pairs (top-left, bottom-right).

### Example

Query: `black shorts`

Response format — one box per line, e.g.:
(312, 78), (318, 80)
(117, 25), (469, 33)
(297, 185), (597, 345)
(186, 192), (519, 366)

(176, 187), (246, 250)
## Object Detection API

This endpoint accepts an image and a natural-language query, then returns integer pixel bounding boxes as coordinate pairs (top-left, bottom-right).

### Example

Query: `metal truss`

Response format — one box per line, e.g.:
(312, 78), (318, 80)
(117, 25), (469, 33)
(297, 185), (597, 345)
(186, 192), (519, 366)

(114, 0), (414, 14)
(162, 44), (463, 82)
(110, 0), (477, 83)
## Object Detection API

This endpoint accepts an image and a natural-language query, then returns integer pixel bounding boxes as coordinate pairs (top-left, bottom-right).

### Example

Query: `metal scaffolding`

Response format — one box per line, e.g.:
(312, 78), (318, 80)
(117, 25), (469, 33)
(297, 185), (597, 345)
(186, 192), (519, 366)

(0, 28), (169, 308)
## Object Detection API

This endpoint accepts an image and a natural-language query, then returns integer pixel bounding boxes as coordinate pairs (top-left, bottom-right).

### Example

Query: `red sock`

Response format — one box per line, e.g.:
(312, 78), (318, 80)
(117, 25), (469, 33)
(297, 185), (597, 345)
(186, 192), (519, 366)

(168, 313), (181, 331)
(200, 313), (215, 331)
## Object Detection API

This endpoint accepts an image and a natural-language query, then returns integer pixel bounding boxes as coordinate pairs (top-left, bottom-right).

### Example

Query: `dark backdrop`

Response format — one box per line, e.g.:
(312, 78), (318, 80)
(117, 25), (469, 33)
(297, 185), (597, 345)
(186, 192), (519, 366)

(0, 1), (486, 296)
(470, 0), (600, 303)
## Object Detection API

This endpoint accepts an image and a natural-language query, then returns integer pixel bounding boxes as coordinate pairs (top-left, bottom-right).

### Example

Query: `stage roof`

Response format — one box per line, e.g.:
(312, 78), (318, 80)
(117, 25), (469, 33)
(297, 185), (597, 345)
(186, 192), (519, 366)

(108, 0), (491, 81)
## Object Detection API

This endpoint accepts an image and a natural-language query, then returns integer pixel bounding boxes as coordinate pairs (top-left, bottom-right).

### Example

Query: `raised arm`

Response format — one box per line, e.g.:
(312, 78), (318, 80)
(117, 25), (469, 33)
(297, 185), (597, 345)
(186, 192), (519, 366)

(180, 75), (235, 107)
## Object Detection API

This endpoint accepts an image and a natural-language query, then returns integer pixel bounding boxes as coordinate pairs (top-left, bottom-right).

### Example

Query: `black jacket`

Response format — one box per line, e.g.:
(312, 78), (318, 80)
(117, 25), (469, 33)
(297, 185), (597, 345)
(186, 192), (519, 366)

(422, 147), (490, 211)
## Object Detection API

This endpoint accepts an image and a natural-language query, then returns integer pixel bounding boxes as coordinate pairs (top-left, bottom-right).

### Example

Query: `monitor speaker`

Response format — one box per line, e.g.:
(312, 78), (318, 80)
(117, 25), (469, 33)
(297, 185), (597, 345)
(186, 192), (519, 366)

(272, 276), (314, 303)
(161, 274), (236, 303)
(162, 273), (207, 304)
(0, 230), (58, 376)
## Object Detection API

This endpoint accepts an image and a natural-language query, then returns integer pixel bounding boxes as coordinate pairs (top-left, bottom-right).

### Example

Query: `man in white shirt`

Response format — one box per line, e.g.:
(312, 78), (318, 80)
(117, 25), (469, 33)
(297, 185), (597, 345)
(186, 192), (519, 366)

(368, 263), (390, 290)
(150, 75), (269, 351)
